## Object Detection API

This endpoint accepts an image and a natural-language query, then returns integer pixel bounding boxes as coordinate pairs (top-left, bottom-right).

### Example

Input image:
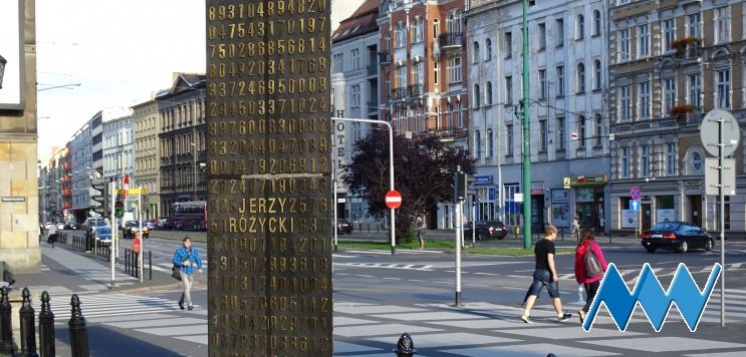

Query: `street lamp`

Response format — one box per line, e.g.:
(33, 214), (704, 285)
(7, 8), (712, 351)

(191, 142), (197, 201)
(0, 54), (6, 89)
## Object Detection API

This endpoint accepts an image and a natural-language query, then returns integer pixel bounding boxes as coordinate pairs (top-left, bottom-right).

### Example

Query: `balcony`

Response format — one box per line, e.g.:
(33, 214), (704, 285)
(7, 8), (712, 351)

(407, 84), (424, 97)
(367, 64), (377, 77)
(366, 101), (378, 115)
(391, 87), (407, 101)
(671, 38), (703, 61)
(378, 51), (392, 65)
(438, 32), (464, 52)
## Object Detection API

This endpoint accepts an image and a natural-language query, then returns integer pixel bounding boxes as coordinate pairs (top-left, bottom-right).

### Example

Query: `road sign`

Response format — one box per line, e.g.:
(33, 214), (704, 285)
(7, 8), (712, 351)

(571, 132), (578, 141)
(385, 190), (402, 209)
(514, 193), (524, 203)
(629, 185), (641, 200)
(629, 199), (640, 211)
(700, 109), (740, 157)
(705, 158), (736, 196)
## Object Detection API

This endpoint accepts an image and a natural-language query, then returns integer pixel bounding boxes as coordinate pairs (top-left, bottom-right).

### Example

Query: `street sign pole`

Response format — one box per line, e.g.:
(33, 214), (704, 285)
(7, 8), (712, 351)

(138, 186), (144, 283)
(109, 181), (116, 289)
(718, 118), (725, 327)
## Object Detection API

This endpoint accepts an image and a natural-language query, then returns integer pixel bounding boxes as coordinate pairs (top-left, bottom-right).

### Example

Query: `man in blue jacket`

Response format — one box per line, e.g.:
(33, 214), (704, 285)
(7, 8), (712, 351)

(172, 237), (203, 310)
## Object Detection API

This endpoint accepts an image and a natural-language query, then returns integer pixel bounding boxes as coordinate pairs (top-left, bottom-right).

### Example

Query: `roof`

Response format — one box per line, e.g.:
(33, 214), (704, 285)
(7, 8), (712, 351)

(331, 0), (379, 43)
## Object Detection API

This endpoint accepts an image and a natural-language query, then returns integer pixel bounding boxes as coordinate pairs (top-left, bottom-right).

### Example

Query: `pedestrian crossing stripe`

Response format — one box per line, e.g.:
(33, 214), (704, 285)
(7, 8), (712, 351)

(333, 262), (434, 271)
(32, 294), (187, 321)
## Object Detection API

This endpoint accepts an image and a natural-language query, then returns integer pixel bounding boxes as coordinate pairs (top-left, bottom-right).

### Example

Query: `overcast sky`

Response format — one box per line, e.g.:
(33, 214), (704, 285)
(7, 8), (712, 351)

(36, 0), (363, 161)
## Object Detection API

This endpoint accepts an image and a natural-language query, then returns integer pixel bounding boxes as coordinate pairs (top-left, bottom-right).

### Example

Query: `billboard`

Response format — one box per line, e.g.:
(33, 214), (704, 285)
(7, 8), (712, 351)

(0, 0), (26, 110)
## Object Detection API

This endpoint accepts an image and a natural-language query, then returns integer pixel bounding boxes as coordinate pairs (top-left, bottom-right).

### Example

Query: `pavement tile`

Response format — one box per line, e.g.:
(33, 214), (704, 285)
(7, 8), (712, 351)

(579, 336), (746, 352)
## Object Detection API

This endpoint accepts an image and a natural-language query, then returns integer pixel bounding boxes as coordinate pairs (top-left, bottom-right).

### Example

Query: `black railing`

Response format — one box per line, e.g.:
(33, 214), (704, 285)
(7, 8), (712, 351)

(391, 87), (408, 100)
(378, 51), (392, 64)
(438, 32), (464, 49)
(408, 84), (424, 97)
(124, 249), (153, 280)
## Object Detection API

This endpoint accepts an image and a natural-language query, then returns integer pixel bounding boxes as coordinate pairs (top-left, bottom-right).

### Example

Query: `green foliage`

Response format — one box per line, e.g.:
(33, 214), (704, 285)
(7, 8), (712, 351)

(343, 131), (475, 242)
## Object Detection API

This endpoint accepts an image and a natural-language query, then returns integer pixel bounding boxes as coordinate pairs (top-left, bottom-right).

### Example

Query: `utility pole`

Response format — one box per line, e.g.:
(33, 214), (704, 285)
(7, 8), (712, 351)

(521, 0), (532, 248)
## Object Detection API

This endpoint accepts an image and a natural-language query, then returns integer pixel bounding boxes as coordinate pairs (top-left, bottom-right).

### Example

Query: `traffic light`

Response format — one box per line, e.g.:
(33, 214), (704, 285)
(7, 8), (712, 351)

(115, 200), (124, 218)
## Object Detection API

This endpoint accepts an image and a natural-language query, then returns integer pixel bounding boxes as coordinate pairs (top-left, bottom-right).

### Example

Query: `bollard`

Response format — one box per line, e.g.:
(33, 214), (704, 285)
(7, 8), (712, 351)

(0, 287), (13, 354)
(149, 251), (153, 281)
(19, 288), (38, 357)
(392, 332), (417, 357)
(38, 291), (55, 357)
(68, 294), (89, 357)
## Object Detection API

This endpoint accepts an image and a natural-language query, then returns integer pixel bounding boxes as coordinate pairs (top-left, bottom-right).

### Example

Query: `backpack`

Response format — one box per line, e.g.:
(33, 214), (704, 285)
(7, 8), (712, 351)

(585, 245), (603, 277)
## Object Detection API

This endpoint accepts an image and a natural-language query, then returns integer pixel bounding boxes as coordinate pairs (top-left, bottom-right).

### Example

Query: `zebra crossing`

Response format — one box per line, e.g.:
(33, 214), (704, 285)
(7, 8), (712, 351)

(38, 293), (189, 323)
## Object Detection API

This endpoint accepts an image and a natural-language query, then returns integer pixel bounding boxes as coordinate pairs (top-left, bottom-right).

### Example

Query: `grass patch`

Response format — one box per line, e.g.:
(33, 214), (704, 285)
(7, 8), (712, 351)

(337, 240), (575, 256)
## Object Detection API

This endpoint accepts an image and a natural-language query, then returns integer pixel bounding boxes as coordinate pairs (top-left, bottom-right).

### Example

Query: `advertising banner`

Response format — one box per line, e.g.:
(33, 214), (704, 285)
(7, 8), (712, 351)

(0, 0), (26, 109)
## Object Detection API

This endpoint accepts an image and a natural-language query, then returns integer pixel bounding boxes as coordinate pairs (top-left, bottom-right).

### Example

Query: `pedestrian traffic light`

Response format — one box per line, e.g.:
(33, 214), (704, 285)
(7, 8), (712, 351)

(115, 200), (124, 218)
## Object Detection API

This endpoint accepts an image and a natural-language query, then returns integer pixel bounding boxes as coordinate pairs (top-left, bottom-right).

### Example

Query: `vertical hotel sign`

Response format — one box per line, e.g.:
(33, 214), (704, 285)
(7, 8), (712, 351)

(0, 0), (26, 110)
(206, 1), (333, 356)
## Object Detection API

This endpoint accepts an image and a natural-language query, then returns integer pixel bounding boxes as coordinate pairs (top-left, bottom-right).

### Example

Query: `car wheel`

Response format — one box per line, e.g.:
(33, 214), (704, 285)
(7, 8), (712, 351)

(645, 247), (656, 253)
(705, 239), (713, 251)
(677, 240), (688, 253)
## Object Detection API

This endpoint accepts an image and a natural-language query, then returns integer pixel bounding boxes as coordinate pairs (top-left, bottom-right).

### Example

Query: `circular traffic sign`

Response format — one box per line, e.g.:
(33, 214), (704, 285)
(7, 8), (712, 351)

(629, 185), (641, 200)
(700, 109), (740, 157)
(385, 190), (402, 209)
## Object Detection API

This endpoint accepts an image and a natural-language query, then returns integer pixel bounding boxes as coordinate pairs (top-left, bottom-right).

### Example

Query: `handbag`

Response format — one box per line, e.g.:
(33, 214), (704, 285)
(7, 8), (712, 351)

(585, 246), (604, 277)
(171, 266), (182, 281)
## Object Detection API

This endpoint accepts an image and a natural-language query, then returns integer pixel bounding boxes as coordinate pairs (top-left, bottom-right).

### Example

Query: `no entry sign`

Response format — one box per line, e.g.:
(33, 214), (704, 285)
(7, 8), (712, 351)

(385, 190), (402, 209)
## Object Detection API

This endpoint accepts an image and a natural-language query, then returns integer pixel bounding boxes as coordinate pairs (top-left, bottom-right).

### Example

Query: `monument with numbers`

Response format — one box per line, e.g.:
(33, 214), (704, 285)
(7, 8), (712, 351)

(205, 1), (333, 355)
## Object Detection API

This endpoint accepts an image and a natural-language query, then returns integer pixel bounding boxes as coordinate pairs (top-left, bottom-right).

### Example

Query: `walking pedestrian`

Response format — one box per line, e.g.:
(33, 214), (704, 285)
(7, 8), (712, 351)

(46, 223), (58, 248)
(172, 237), (203, 310)
(574, 229), (608, 323)
(416, 215), (426, 250)
(520, 225), (572, 323)
(571, 215), (580, 241)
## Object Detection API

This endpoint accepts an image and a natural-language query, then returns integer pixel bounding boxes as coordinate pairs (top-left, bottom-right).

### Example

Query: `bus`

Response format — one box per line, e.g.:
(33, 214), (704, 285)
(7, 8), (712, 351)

(170, 201), (207, 231)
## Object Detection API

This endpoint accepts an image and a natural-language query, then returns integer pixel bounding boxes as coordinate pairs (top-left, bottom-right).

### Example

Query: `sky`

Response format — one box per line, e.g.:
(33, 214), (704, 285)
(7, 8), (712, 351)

(35, 0), (364, 160)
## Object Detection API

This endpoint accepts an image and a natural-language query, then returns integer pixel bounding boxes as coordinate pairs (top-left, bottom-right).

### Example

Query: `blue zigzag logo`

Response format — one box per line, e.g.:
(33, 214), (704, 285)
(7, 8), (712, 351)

(583, 263), (721, 332)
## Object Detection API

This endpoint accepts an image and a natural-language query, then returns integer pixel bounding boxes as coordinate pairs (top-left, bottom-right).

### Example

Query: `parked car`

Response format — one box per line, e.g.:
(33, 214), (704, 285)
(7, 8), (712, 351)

(65, 221), (78, 230)
(641, 221), (714, 253)
(463, 221), (508, 240)
(144, 220), (157, 230)
(56, 222), (65, 231)
(82, 218), (109, 240)
(157, 217), (172, 230)
(335, 219), (353, 234)
(123, 221), (150, 239)
(94, 226), (113, 245)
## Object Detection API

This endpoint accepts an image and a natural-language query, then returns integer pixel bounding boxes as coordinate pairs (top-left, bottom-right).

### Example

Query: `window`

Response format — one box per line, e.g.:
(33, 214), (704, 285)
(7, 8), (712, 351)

(620, 85), (631, 121)
(621, 147), (630, 178)
(351, 49), (360, 69)
(432, 19), (440, 38)
(539, 69), (547, 99)
(638, 24), (649, 57)
(577, 63), (586, 93)
(487, 129), (494, 158)
(396, 66), (407, 88)
(505, 76), (513, 104)
(666, 143), (676, 176)
(474, 84), (481, 108)
(556, 117), (565, 150)
(413, 18), (424, 43)
(449, 57), (462, 84)
(619, 29), (630, 61)
(593, 60), (602, 90)
(663, 78), (675, 115)
(716, 69), (731, 109)
(577, 115), (586, 148)
(504, 32), (513, 58)
(594, 114), (603, 147)
(384, 32), (391, 49)
(333, 53), (344, 72)
(433, 61), (439, 86)
(457, 101), (463, 128)
(539, 119), (548, 152)
(474, 130), (481, 159)
(486, 81), (493, 105)
(506, 124), (514, 156)
(641, 145), (650, 177)
(413, 61), (424, 85)
(473, 41), (480, 63)
(688, 73), (701, 109)
(663, 19), (675, 53)
(576, 14), (585, 40)
(447, 103), (453, 128)
(687, 13), (701, 38)
(556, 65), (565, 96)
(593, 10), (601, 36)
(350, 85), (360, 108)
(485, 38), (492, 61)
(538, 23), (547, 50)
(447, 11), (462, 34)
(715, 7), (730, 43)
(556, 19), (565, 47)
(639, 81), (650, 119)
(396, 22), (406, 48)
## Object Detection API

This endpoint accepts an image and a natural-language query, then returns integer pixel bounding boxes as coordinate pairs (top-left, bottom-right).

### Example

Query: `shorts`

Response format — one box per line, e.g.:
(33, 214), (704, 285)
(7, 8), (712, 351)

(526, 268), (561, 299)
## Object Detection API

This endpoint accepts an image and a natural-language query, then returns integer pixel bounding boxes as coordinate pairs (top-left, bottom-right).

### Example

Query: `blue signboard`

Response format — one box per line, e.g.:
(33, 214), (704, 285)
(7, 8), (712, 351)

(630, 199), (641, 211)
(488, 188), (496, 201)
(474, 175), (494, 185)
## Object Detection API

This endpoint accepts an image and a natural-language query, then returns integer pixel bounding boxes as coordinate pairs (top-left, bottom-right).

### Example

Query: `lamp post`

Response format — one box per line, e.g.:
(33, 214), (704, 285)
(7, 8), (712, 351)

(520, 0), (532, 249)
(191, 141), (197, 201)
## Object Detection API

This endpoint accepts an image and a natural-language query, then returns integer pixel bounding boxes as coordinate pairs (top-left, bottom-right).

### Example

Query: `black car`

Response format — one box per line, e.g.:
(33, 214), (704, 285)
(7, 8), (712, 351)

(641, 221), (714, 253)
(463, 221), (508, 240)
(123, 221), (150, 239)
(335, 219), (353, 234)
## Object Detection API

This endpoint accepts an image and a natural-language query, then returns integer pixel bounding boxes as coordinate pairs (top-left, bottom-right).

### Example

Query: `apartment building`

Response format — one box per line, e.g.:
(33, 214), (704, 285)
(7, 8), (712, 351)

(607, 0), (746, 234)
(466, 0), (611, 233)
(133, 99), (161, 219)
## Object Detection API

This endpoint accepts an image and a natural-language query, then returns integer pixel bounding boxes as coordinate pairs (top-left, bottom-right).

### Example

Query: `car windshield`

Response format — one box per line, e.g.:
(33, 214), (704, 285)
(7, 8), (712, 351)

(650, 222), (681, 231)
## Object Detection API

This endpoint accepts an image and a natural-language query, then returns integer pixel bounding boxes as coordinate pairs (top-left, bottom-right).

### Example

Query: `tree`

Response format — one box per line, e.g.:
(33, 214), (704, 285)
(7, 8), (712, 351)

(344, 130), (476, 242)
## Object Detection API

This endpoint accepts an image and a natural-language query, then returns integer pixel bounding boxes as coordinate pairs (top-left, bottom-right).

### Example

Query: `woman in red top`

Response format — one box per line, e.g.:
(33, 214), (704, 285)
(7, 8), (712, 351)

(574, 229), (608, 323)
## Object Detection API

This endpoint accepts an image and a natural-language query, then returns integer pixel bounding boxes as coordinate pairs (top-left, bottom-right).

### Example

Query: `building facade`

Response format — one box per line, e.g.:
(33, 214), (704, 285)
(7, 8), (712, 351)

(69, 123), (93, 223)
(102, 113), (134, 219)
(331, 0), (379, 222)
(133, 99), (161, 220)
(157, 73), (206, 218)
(608, 0), (746, 235)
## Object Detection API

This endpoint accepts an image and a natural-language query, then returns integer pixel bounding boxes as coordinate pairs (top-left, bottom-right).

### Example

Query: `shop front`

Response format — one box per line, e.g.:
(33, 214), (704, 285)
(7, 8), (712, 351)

(564, 175), (607, 233)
